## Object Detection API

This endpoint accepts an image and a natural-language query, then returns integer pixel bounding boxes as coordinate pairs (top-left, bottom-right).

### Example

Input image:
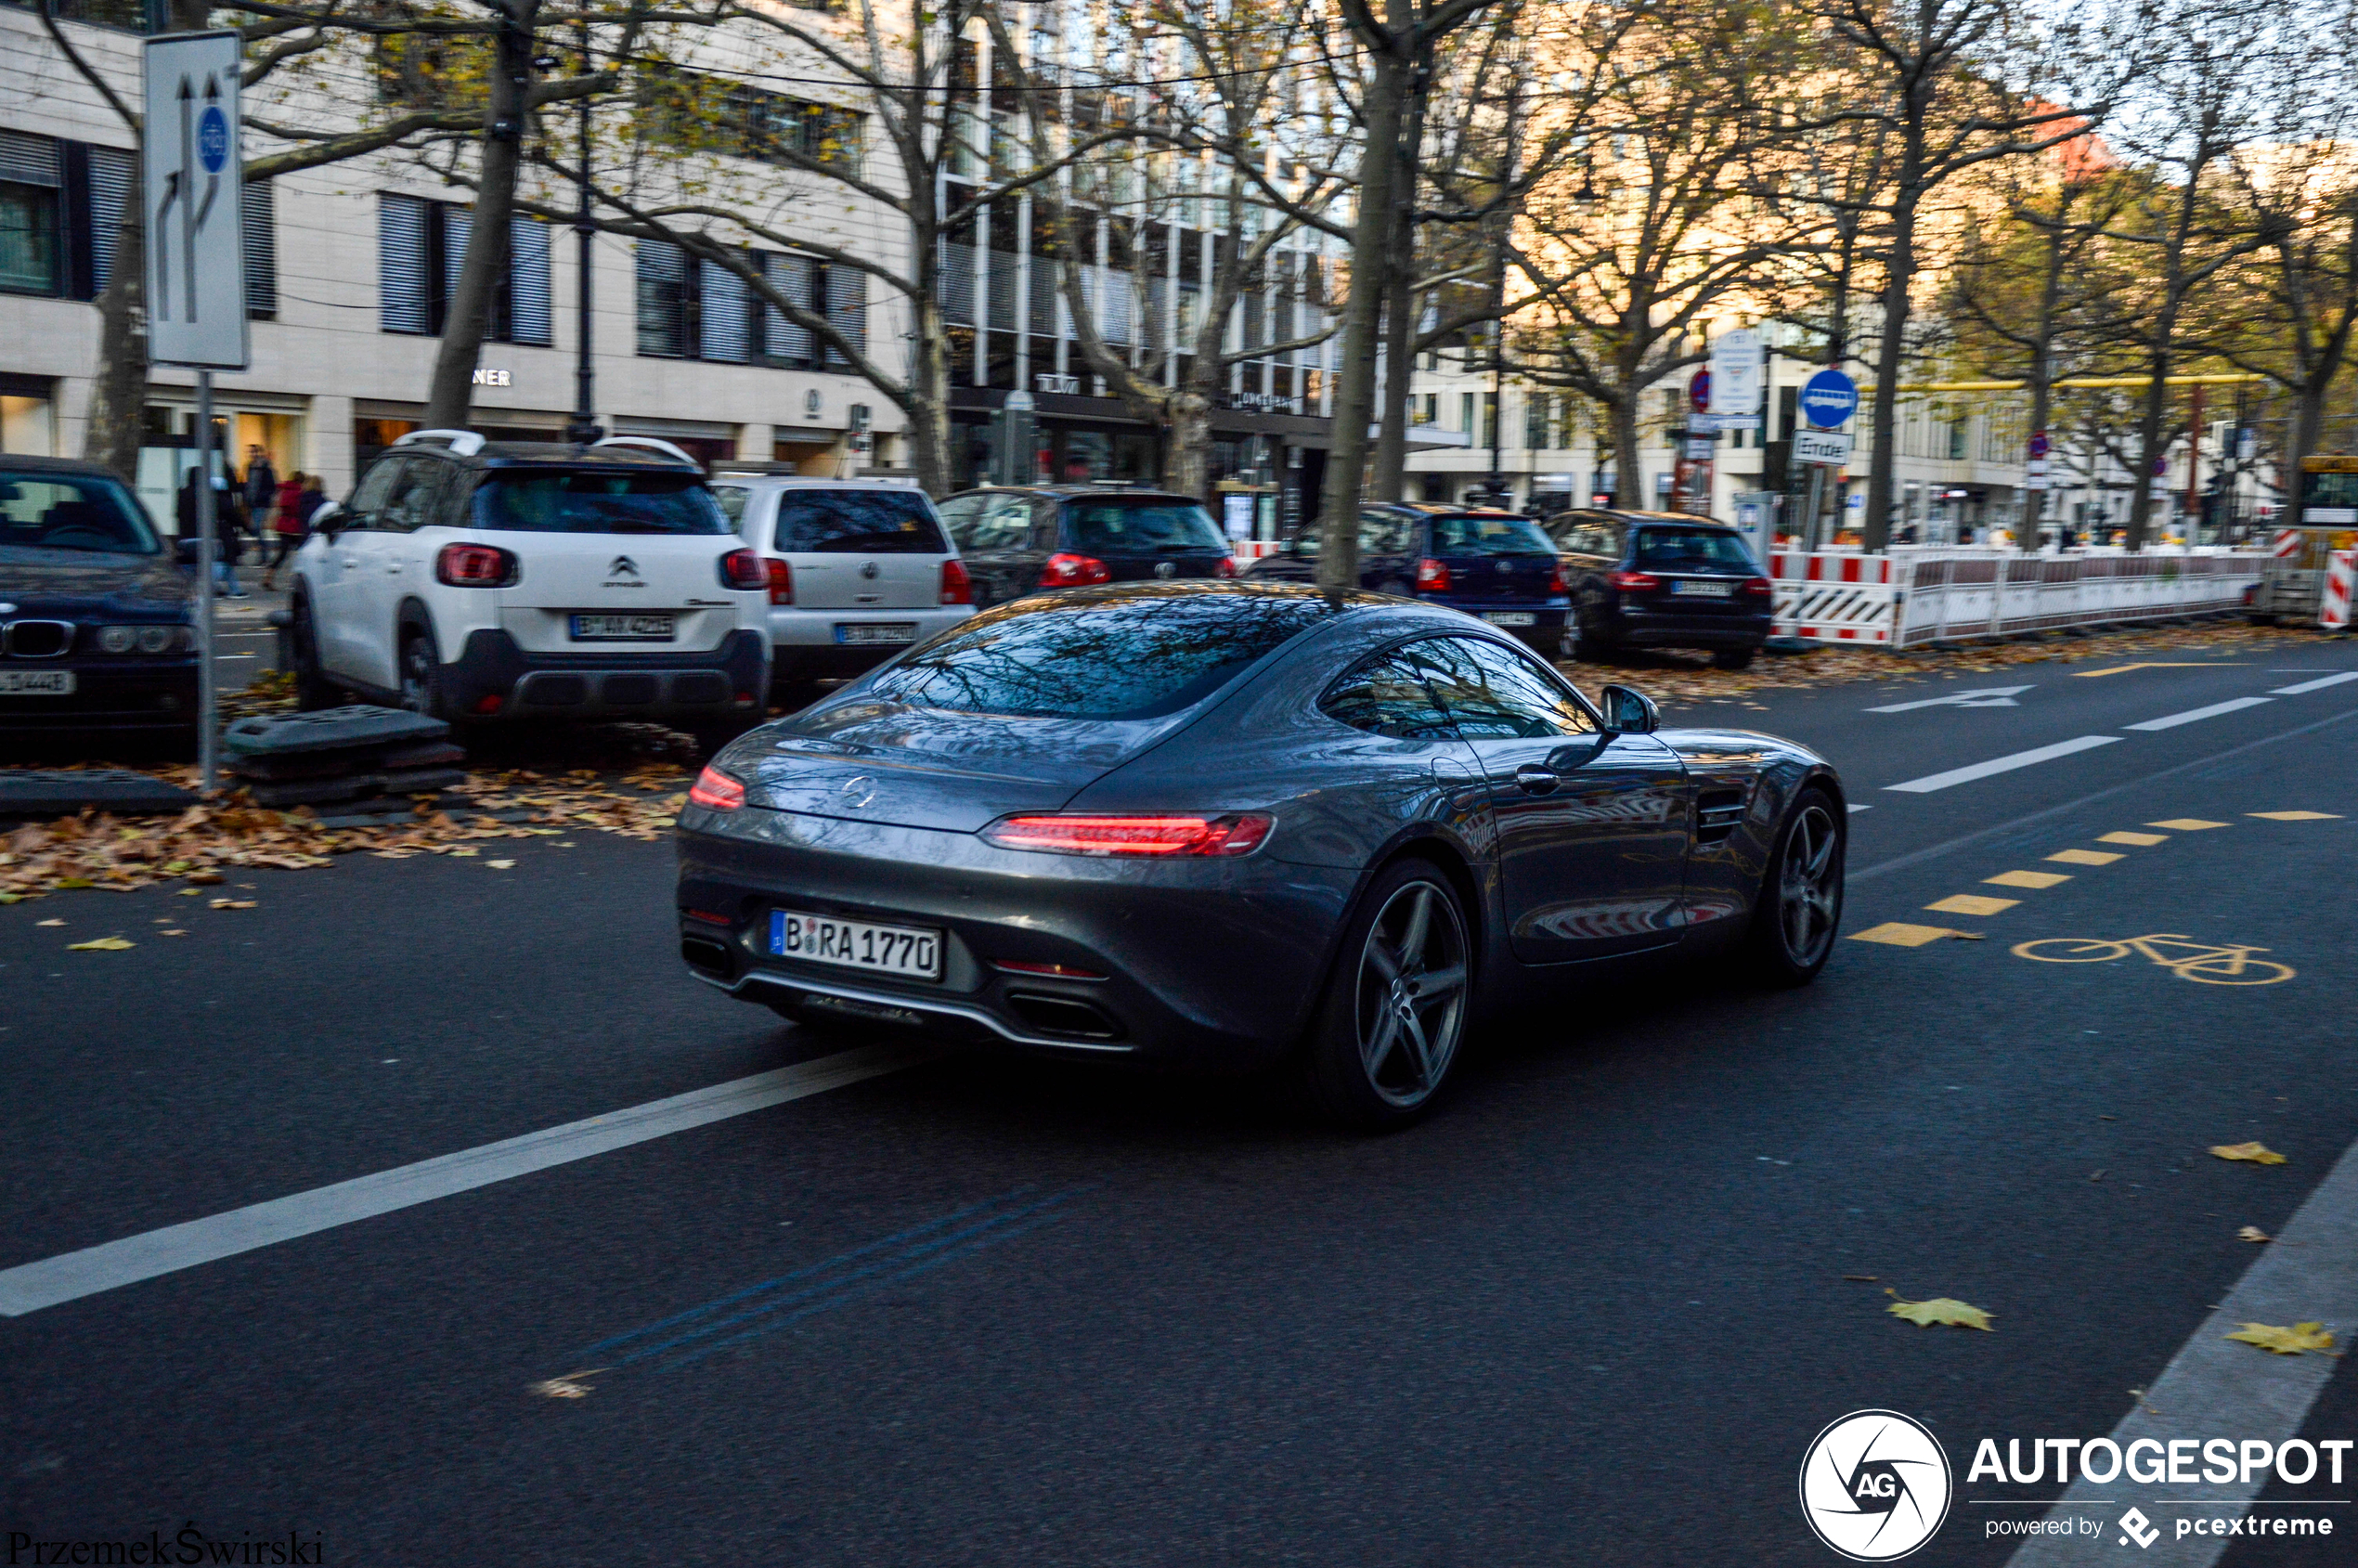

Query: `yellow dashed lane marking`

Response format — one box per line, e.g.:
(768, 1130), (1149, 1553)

(2249, 810), (2340, 822)
(2099, 831), (2170, 847)
(1927, 894), (2018, 916)
(1849, 923), (1964, 948)
(2148, 818), (2230, 831)
(2048, 849), (2123, 865)
(1987, 870), (2073, 889)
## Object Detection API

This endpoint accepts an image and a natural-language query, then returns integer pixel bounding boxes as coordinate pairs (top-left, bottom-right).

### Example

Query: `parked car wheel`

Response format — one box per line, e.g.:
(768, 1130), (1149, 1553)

(397, 626), (451, 722)
(290, 593), (341, 711)
(1298, 859), (1473, 1131)
(1748, 787), (1844, 986)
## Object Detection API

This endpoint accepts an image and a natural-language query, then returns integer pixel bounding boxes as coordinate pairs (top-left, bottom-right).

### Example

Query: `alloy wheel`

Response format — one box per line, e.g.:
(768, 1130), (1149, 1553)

(398, 638), (432, 715)
(1354, 880), (1470, 1109)
(1778, 803), (1842, 967)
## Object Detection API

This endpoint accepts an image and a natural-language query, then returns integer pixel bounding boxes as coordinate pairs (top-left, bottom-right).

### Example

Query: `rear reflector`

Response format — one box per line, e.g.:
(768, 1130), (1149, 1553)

(982, 813), (1273, 858)
(473, 694), (504, 715)
(688, 765), (745, 810)
(990, 960), (1109, 980)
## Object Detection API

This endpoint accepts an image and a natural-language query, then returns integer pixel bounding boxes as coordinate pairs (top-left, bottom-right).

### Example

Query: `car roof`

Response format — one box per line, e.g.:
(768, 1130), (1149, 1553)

(707, 470), (924, 490)
(947, 486), (1201, 505)
(1585, 509), (1741, 529)
(392, 438), (703, 474)
(1368, 503), (1534, 519)
(0, 454), (128, 480)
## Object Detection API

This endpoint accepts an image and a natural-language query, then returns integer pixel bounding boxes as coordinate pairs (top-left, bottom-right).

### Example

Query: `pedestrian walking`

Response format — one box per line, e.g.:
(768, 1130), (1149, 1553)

(243, 445), (278, 530)
(295, 474), (329, 532)
(262, 470), (307, 590)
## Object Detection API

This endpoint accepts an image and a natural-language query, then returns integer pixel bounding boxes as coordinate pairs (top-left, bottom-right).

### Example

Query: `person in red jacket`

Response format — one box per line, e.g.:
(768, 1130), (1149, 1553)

(262, 471), (308, 590)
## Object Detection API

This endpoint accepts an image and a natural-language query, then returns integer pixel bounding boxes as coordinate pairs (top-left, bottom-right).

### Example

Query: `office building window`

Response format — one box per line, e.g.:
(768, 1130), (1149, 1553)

(0, 130), (60, 296)
(380, 193), (551, 343)
(637, 240), (862, 368)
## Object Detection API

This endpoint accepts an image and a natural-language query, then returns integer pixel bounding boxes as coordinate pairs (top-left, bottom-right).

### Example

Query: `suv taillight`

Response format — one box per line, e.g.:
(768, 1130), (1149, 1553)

(435, 542), (518, 587)
(1548, 562), (1569, 594)
(767, 558), (794, 605)
(1608, 570), (1660, 592)
(1415, 557), (1451, 592)
(1042, 552), (1111, 587)
(940, 558), (973, 605)
(1742, 575), (1773, 598)
(719, 549), (768, 591)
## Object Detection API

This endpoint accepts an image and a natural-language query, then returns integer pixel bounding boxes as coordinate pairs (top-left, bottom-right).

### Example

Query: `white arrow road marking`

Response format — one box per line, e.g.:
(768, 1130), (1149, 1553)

(1866, 685), (2035, 713)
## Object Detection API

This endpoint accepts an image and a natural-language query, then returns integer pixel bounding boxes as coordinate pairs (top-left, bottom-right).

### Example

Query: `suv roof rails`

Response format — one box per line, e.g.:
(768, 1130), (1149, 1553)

(592, 435), (702, 469)
(395, 428), (486, 457)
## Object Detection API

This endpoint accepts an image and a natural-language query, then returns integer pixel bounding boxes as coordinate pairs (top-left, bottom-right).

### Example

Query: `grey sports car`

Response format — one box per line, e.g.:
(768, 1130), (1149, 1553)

(676, 580), (1845, 1128)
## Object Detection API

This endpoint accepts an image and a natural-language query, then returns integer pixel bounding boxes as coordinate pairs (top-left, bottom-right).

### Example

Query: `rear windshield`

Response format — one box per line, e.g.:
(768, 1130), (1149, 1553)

(1634, 526), (1757, 569)
(774, 490), (949, 554)
(866, 587), (1328, 719)
(1066, 499), (1225, 554)
(468, 473), (730, 535)
(0, 472), (161, 555)
(1429, 513), (1556, 555)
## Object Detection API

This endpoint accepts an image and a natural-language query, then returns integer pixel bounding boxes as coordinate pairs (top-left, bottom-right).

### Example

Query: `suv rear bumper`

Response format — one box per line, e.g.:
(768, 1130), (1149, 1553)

(441, 628), (769, 721)
(766, 604), (973, 688)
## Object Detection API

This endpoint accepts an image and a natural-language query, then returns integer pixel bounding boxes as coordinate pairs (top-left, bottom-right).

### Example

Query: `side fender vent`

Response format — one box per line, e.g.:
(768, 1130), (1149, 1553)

(1697, 788), (1747, 845)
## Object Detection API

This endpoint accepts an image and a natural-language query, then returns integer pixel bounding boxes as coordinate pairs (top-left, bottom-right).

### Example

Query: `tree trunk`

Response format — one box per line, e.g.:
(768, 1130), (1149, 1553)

(905, 294), (954, 497)
(1368, 48), (1429, 506)
(2283, 385), (2325, 530)
(1862, 185), (1917, 553)
(1611, 394), (1640, 515)
(423, 1), (538, 430)
(1316, 52), (1410, 594)
(1165, 387), (1212, 498)
(83, 173), (147, 482)
(2124, 348), (2170, 552)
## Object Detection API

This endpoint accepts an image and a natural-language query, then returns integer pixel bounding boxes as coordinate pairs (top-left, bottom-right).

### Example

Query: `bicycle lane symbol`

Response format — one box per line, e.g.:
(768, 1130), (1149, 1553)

(2011, 934), (2296, 986)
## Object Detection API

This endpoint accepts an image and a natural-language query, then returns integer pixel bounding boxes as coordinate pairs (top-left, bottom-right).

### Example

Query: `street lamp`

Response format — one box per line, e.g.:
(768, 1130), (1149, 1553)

(564, 17), (602, 447)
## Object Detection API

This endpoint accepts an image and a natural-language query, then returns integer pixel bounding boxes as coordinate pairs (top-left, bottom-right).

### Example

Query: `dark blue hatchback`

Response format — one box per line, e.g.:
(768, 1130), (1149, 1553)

(1244, 505), (1571, 656)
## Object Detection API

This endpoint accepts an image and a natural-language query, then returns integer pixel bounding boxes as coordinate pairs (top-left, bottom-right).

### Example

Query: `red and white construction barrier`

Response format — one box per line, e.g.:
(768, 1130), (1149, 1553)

(1764, 549), (2265, 646)
(1768, 551), (1899, 643)
(2274, 528), (2305, 559)
(2324, 550), (2356, 630)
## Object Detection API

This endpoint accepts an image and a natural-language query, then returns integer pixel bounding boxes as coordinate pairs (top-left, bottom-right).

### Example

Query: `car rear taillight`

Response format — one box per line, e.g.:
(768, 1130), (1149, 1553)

(1608, 570), (1660, 592)
(940, 558), (973, 604)
(982, 813), (1274, 858)
(1742, 575), (1773, 598)
(1042, 551), (1111, 587)
(719, 548), (768, 591)
(766, 558), (794, 605)
(1548, 562), (1570, 593)
(688, 765), (745, 810)
(1416, 558), (1451, 592)
(1215, 556), (1237, 578)
(435, 542), (518, 587)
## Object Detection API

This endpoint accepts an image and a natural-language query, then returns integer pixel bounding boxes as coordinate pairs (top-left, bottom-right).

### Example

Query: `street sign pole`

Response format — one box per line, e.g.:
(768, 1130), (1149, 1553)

(144, 29), (247, 798)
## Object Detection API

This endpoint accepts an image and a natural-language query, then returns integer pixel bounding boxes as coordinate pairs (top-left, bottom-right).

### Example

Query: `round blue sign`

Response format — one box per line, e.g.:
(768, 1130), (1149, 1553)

(197, 105), (230, 175)
(1799, 368), (1859, 429)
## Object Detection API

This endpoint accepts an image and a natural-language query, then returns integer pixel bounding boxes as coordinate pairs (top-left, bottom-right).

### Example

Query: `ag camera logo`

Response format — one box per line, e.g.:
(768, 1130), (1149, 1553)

(1801, 1410), (1953, 1561)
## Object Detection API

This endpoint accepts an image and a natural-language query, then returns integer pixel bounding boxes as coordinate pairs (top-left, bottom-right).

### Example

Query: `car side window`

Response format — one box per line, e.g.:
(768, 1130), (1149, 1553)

(1420, 636), (1597, 739)
(378, 459), (451, 534)
(1357, 510), (1417, 557)
(343, 458), (403, 529)
(1319, 642), (1460, 742)
(711, 485), (754, 535)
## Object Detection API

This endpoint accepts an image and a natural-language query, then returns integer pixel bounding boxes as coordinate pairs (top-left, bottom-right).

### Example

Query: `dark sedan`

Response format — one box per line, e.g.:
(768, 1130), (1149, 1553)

(1544, 510), (1773, 668)
(1244, 504), (1572, 659)
(0, 456), (199, 747)
(676, 581), (1845, 1129)
(936, 486), (1236, 608)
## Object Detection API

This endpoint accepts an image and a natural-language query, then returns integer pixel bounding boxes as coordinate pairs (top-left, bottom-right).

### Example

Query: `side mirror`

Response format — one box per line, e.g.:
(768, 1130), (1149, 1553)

(1599, 683), (1659, 734)
(312, 503), (345, 538)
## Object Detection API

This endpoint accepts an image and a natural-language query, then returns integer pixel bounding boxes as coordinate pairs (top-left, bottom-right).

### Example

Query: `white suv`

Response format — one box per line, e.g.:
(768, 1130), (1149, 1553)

(706, 469), (975, 705)
(289, 432), (771, 747)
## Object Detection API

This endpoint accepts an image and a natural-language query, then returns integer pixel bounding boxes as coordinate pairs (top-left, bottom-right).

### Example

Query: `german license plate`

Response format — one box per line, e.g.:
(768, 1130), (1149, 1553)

(570, 613), (676, 641)
(0, 669), (75, 695)
(771, 909), (943, 980)
(1481, 612), (1536, 627)
(835, 623), (919, 646)
(1672, 580), (1735, 597)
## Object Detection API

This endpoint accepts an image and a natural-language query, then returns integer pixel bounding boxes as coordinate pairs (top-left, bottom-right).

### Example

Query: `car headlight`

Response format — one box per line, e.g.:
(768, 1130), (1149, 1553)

(136, 626), (177, 654)
(98, 626), (137, 654)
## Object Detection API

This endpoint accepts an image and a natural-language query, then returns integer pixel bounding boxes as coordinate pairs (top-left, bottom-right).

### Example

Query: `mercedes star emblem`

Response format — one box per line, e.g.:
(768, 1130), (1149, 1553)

(837, 775), (878, 808)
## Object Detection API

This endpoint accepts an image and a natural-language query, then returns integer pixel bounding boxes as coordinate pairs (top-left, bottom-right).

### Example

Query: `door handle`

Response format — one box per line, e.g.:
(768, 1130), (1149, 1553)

(1513, 762), (1560, 795)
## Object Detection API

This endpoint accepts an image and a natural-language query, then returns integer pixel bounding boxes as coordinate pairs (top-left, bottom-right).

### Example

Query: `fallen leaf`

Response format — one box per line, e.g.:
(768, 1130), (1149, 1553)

(0, 892), (21, 904)
(2239, 1226), (2271, 1243)
(2225, 1321), (2334, 1355)
(55, 876), (93, 889)
(66, 937), (135, 951)
(176, 888), (202, 897)
(160, 929), (187, 937)
(37, 918), (65, 927)
(209, 899), (257, 910)
(185, 870), (223, 885)
(486, 859), (516, 870)
(1843, 1274), (1879, 1282)
(527, 1368), (609, 1399)
(1886, 1289), (1994, 1330)
(2211, 1142), (2287, 1165)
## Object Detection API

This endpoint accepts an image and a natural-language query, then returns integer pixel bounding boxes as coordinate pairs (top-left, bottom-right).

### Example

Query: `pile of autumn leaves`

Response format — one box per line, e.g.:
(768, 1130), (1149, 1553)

(0, 761), (693, 905)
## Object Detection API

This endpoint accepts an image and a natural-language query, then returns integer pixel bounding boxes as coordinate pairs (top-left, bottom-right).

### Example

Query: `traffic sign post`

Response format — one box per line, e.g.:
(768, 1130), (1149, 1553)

(144, 30), (248, 797)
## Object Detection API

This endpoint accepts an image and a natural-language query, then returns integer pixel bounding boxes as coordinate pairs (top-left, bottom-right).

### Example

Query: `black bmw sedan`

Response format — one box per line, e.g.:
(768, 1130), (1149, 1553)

(677, 581), (1845, 1128)
(1, 456), (199, 748)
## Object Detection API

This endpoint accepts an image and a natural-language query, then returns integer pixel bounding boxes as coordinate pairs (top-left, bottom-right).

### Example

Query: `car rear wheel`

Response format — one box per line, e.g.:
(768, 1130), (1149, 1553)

(1712, 647), (1756, 671)
(289, 593), (340, 711)
(397, 627), (449, 722)
(1300, 861), (1472, 1131)
(1748, 787), (1844, 986)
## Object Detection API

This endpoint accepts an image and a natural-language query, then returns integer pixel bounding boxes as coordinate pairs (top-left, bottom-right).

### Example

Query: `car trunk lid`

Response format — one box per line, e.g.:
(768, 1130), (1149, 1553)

(489, 531), (740, 653)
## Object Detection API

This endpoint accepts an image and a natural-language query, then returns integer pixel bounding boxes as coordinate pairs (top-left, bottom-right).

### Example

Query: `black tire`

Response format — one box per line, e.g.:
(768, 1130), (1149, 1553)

(1298, 859), (1475, 1132)
(396, 623), (450, 722)
(1747, 786), (1845, 986)
(1712, 646), (1757, 671)
(289, 593), (341, 711)
(692, 715), (763, 757)
(2248, 613), (2278, 627)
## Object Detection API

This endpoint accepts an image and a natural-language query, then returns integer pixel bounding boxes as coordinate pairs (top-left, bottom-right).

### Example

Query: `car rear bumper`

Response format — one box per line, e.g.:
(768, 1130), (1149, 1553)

(1591, 607), (1771, 648)
(440, 628), (769, 721)
(0, 661), (200, 731)
(765, 605), (974, 686)
(676, 804), (1357, 1071)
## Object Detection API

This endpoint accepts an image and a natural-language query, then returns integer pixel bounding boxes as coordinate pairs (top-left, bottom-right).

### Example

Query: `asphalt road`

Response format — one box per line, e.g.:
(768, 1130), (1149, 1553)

(5, 634), (2357, 1567)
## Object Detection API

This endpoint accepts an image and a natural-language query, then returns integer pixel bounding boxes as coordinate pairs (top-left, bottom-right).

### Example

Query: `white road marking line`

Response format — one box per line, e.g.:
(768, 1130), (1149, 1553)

(0, 1042), (934, 1317)
(1884, 735), (2121, 794)
(2007, 1129), (2358, 1567)
(1847, 804), (1872, 813)
(2272, 671), (2358, 694)
(1866, 684), (2035, 713)
(2125, 697), (2275, 732)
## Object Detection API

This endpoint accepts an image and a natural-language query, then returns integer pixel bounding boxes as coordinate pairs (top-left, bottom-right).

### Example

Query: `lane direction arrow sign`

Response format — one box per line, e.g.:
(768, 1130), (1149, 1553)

(143, 31), (247, 370)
